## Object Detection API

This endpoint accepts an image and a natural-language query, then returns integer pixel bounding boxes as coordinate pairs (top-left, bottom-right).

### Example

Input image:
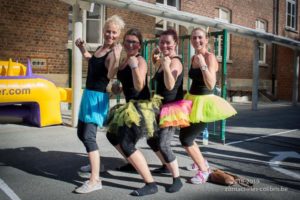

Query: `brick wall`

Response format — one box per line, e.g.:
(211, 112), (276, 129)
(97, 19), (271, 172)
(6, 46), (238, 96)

(275, 0), (300, 100)
(0, 0), (69, 74)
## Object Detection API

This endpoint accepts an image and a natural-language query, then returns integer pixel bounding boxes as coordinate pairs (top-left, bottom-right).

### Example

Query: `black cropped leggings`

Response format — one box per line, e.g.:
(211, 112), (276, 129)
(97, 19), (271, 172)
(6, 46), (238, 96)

(77, 120), (98, 152)
(147, 127), (177, 163)
(179, 122), (206, 147)
(106, 125), (140, 158)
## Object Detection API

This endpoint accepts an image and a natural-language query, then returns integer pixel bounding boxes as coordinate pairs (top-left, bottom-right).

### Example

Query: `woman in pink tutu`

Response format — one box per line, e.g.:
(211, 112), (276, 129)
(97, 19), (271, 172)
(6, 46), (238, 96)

(147, 29), (192, 193)
(179, 27), (237, 184)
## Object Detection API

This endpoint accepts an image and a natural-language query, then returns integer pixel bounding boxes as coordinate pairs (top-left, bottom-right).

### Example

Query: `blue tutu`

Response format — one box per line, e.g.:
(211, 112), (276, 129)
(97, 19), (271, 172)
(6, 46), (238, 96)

(78, 89), (109, 127)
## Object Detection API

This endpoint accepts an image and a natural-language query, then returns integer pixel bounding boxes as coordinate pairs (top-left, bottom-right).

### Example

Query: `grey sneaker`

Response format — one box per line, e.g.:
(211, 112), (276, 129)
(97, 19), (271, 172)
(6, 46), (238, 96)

(75, 180), (102, 194)
(79, 164), (105, 173)
(80, 164), (91, 172)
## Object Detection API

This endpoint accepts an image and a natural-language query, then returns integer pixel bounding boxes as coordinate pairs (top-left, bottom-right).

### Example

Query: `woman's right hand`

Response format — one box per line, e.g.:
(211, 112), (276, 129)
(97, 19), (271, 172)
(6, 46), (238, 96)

(75, 38), (85, 49)
(111, 81), (122, 95)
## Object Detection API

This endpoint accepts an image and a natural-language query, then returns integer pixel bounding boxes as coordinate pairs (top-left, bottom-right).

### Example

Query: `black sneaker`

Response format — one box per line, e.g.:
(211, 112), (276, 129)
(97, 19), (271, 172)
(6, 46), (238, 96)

(151, 165), (170, 174)
(117, 163), (136, 172)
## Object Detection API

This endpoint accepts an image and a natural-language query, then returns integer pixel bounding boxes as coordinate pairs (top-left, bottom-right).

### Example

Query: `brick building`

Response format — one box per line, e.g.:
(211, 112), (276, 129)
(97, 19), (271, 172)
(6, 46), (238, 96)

(0, 0), (299, 101)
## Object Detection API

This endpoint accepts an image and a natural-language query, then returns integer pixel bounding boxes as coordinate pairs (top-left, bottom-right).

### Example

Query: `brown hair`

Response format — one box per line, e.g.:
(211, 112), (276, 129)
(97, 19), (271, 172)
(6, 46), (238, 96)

(160, 29), (178, 43)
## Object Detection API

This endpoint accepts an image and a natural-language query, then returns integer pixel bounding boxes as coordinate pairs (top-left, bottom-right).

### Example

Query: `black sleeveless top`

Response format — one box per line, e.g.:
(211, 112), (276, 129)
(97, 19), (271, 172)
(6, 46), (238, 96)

(189, 67), (213, 95)
(153, 57), (183, 104)
(117, 59), (150, 102)
(85, 51), (110, 92)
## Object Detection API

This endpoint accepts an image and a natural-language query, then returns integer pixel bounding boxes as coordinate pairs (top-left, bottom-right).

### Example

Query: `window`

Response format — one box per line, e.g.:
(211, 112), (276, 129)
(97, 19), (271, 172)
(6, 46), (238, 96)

(68, 4), (105, 50)
(216, 8), (231, 60)
(155, 0), (179, 36)
(256, 19), (267, 64)
(286, 0), (297, 30)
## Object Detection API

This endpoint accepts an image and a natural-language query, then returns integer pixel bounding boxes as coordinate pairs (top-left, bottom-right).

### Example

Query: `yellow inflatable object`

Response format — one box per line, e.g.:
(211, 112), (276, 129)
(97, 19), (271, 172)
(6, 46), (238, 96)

(0, 59), (27, 76)
(0, 59), (73, 127)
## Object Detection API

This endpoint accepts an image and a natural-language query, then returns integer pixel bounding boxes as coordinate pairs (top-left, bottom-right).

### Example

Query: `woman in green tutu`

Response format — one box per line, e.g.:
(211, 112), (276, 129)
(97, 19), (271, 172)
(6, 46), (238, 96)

(179, 27), (237, 184)
(106, 28), (161, 196)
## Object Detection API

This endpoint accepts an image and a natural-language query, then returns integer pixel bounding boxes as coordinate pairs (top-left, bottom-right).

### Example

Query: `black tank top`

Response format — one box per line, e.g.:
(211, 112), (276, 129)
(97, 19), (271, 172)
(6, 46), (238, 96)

(85, 51), (110, 92)
(189, 67), (213, 95)
(153, 57), (183, 104)
(117, 59), (150, 102)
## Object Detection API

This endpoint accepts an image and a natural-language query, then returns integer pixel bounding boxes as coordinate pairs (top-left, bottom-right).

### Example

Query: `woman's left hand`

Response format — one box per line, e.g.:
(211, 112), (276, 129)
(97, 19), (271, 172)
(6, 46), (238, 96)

(194, 54), (207, 68)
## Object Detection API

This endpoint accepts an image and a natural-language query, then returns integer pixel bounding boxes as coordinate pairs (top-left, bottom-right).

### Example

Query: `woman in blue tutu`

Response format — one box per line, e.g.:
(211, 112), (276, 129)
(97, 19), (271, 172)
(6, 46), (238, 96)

(179, 27), (237, 184)
(74, 15), (125, 194)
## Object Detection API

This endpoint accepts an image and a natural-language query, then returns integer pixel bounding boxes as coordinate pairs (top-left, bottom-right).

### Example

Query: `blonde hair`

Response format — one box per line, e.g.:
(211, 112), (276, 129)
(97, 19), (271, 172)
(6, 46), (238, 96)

(104, 15), (125, 31)
(191, 27), (209, 38)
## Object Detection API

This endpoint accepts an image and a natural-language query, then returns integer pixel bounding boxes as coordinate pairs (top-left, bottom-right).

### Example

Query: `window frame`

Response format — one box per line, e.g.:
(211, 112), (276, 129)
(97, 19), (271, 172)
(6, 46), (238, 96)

(255, 19), (267, 64)
(286, 0), (297, 30)
(67, 4), (106, 51)
(216, 7), (231, 60)
(155, 0), (179, 36)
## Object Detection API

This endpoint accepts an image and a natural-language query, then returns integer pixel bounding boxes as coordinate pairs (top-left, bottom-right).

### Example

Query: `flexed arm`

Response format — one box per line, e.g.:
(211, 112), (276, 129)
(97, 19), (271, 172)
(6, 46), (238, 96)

(193, 53), (218, 90)
(75, 38), (92, 60)
(161, 56), (182, 91)
(107, 43), (122, 79)
(128, 56), (147, 92)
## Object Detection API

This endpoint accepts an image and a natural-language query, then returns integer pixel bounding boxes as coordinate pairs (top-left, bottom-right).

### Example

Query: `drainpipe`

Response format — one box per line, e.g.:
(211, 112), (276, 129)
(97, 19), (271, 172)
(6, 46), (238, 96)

(272, 0), (279, 95)
(71, 1), (83, 127)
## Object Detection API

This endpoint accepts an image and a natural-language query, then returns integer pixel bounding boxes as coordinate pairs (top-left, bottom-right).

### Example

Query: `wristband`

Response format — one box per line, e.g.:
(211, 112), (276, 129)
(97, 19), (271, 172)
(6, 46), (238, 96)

(200, 65), (208, 71)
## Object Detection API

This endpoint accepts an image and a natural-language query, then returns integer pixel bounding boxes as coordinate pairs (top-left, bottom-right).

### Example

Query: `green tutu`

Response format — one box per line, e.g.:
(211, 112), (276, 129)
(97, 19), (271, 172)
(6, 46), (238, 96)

(107, 95), (162, 138)
(184, 93), (237, 123)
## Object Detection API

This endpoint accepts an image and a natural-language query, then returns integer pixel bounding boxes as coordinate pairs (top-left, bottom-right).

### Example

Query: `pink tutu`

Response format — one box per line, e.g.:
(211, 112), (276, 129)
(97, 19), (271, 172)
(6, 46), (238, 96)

(159, 99), (192, 128)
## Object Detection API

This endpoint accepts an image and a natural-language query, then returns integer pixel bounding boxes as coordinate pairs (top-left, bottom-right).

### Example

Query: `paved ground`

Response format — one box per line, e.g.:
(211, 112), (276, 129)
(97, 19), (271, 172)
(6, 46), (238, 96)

(0, 101), (300, 200)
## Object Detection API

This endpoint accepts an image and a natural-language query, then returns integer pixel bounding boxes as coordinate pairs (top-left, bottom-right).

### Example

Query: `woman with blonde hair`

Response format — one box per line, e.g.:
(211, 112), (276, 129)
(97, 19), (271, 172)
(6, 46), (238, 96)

(179, 27), (237, 184)
(74, 15), (125, 194)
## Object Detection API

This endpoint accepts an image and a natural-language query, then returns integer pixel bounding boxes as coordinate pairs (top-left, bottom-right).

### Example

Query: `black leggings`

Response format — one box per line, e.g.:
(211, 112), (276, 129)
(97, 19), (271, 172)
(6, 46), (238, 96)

(147, 127), (177, 163)
(77, 120), (98, 152)
(106, 125), (140, 158)
(179, 123), (206, 147)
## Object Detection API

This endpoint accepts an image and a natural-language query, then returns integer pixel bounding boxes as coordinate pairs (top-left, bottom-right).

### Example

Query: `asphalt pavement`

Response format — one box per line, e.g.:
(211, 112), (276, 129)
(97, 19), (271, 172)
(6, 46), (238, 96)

(0, 101), (300, 200)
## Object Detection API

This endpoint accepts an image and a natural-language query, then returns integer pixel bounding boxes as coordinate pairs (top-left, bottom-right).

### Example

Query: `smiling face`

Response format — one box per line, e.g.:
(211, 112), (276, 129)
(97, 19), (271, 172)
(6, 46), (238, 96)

(191, 29), (208, 52)
(123, 35), (141, 56)
(158, 34), (177, 57)
(103, 23), (120, 46)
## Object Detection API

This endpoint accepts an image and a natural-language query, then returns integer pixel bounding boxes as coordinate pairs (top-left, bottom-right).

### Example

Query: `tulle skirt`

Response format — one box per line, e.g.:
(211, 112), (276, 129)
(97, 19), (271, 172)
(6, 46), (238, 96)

(78, 89), (109, 127)
(184, 93), (237, 123)
(107, 95), (162, 138)
(159, 99), (192, 128)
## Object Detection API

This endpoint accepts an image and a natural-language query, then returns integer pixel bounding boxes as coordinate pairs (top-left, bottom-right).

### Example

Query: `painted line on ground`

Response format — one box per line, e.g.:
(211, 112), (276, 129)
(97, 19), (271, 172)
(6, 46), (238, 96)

(175, 150), (300, 169)
(225, 129), (299, 145)
(0, 178), (21, 200)
(269, 151), (300, 180)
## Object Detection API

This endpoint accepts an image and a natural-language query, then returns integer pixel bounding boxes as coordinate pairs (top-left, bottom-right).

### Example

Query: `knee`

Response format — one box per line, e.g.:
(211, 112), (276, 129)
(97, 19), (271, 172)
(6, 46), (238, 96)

(147, 137), (159, 152)
(158, 139), (175, 163)
(119, 140), (136, 158)
(106, 132), (119, 146)
(179, 133), (193, 147)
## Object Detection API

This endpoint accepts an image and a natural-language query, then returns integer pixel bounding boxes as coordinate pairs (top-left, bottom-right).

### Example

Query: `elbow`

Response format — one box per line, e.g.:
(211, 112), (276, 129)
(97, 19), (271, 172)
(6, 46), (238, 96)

(134, 84), (144, 92)
(107, 74), (113, 80)
(166, 85), (174, 91)
(165, 83), (175, 91)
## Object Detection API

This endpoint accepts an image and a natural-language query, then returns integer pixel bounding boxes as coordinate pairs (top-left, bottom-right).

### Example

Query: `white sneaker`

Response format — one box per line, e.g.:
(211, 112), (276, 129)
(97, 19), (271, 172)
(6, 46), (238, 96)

(80, 164), (91, 173)
(75, 180), (102, 194)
